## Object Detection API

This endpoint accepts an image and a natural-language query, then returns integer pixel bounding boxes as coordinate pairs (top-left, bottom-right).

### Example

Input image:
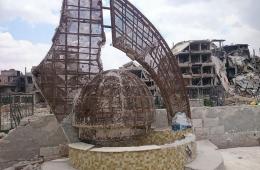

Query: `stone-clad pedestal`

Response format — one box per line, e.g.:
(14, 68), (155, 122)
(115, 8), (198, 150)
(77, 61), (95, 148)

(68, 129), (197, 170)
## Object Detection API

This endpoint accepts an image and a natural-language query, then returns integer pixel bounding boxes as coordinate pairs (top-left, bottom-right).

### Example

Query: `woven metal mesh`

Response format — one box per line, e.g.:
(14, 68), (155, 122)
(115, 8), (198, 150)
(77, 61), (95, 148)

(74, 70), (155, 128)
(110, 0), (190, 121)
(33, 0), (105, 122)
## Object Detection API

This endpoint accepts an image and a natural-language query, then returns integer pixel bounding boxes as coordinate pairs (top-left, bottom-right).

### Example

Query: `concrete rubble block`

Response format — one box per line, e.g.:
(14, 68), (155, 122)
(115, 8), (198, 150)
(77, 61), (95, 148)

(12, 159), (43, 170)
(190, 108), (204, 119)
(209, 126), (225, 135)
(194, 127), (209, 140)
(40, 144), (69, 161)
(21, 164), (41, 170)
(40, 145), (66, 161)
(203, 118), (219, 127)
(192, 119), (203, 128)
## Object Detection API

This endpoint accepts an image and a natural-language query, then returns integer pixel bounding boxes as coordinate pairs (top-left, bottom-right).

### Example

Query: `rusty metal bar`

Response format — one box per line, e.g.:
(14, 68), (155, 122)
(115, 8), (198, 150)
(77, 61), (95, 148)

(33, 0), (190, 125)
(33, 0), (106, 122)
(110, 0), (191, 122)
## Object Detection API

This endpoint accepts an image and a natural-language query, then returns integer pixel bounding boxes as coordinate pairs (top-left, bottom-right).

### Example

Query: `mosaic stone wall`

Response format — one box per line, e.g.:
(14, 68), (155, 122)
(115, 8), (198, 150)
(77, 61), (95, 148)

(69, 133), (196, 170)
(135, 129), (192, 146)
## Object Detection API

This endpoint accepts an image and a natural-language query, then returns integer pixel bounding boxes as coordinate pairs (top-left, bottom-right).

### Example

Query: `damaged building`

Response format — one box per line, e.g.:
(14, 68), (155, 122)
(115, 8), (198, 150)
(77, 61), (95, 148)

(121, 40), (259, 106)
(213, 43), (260, 98)
(171, 40), (224, 105)
(0, 69), (33, 95)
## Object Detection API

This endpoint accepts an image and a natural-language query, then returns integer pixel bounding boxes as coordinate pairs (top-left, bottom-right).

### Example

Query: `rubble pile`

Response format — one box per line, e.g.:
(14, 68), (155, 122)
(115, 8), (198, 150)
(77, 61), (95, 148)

(213, 44), (260, 100)
(233, 73), (260, 97)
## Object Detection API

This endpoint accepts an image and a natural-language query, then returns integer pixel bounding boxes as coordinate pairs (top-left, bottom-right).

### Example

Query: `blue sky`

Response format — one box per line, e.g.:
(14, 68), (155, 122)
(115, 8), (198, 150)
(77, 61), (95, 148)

(0, 0), (260, 73)
(0, 18), (55, 43)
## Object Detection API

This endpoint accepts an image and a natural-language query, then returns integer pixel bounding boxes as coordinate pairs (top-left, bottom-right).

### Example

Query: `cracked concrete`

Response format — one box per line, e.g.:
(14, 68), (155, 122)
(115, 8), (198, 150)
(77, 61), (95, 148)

(0, 114), (68, 169)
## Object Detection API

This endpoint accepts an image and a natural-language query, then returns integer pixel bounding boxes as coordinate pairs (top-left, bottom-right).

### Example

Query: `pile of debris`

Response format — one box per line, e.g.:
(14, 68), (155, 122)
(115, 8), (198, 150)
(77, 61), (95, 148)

(233, 73), (260, 97)
(212, 43), (260, 101)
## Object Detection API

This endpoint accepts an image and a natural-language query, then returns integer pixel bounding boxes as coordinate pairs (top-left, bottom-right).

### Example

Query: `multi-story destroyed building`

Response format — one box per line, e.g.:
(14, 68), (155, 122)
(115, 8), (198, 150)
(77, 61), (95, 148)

(0, 69), (34, 95)
(121, 40), (258, 105)
(172, 40), (219, 99)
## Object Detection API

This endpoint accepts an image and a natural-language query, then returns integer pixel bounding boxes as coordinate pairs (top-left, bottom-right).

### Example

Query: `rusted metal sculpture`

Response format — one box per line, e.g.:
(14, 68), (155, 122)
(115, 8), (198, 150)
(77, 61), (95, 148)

(33, 0), (190, 126)
(33, 0), (105, 122)
(74, 70), (155, 145)
(110, 0), (190, 121)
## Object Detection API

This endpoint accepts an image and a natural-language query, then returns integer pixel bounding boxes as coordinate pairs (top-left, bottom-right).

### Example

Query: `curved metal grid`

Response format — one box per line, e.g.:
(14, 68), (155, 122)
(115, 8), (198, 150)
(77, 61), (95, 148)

(74, 70), (155, 128)
(33, 0), (105, 122)
(73, 70), (155, 144)
(110, 0), (191, 121)
(33, 0), (190, 124)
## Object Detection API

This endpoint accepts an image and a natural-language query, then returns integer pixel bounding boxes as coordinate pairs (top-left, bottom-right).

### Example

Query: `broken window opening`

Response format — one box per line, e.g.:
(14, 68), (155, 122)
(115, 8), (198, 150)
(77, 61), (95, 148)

(181, 67), (190, 75)
(179, 54), (190, 63)
(190, 43), (200, 51)
(192, 78), (201, 86)
(202, 54), (211, 63)
(202, 77), (212, 86)
(188, 89), (199, 99)
(203, 66), (212, 74)
(202, 88), (210, 96)
(192, 66), (201, 74)
(191, 55), (201, 64)
(201, 43), (210, 51)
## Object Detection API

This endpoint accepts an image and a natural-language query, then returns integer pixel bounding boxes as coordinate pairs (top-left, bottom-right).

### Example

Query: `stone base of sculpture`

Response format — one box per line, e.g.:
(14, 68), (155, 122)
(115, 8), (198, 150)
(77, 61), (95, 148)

(68, 128), (197, 170)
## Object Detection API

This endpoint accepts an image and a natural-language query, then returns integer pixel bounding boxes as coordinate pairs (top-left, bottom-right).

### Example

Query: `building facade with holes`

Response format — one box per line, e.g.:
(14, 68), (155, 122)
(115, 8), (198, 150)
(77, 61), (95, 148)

(172, 40), (220, 100)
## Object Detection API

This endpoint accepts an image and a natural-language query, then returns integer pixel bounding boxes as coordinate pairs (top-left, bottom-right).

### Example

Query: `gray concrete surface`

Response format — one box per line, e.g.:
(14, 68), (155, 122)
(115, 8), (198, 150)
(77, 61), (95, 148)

(185, 140), (224, 170)
(220, 147), (260, 170)
(0, 115), (68, 169)
(41, 158), (76, 170)
(154, 106), (260, 148)
(191, 106), (260, 148)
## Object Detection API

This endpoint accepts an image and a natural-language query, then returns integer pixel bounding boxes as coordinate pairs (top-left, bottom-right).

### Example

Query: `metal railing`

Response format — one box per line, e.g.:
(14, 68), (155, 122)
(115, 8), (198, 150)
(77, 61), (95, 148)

(0, 93), (34, 132)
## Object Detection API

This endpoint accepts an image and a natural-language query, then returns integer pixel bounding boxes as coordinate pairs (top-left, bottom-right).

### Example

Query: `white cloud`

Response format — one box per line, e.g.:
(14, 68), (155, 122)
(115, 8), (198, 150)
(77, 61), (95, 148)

(0, 0), (260, 72)
(0, 0), (62, 25)
(128, 0), (260, 52)
(101, 32), (131, 70)
(0, 32), (50, 72)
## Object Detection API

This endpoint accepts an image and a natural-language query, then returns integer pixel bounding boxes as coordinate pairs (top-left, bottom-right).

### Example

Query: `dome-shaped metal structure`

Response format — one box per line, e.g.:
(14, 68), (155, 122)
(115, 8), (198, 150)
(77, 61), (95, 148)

(73, 70), (155, 144)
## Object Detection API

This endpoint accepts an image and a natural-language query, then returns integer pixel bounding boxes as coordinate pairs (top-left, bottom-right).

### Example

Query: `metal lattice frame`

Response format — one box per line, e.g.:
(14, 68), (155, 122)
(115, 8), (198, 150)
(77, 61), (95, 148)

(110, 0), (190, 121)
(73, 70), (155, 144)
(74, 70), (155, 128)
(33, 0), (190, 124)
(33, 0), (105, 122)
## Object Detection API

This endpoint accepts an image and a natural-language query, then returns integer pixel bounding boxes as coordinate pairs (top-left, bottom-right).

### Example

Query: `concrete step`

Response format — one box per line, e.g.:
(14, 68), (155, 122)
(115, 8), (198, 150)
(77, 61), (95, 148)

(41, 158), (76, 170)
(185, 140), (224, 170)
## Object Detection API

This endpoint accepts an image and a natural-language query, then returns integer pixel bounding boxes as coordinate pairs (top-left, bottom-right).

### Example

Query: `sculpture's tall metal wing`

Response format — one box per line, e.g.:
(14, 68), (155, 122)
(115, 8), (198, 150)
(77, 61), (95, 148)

(110, 0), (191, 121)
(33, 0), (105, 122)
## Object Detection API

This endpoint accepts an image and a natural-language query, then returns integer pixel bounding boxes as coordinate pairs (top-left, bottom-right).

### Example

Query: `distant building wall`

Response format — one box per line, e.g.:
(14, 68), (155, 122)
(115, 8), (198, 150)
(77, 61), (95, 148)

(0, 70), (34, 96)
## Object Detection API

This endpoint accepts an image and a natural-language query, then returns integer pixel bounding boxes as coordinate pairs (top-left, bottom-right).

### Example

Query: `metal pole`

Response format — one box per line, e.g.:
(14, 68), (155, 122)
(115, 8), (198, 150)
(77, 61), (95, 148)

(9, 94), (13, 129)
(32, 94), (34, 116)
(0, 94), (2, 131)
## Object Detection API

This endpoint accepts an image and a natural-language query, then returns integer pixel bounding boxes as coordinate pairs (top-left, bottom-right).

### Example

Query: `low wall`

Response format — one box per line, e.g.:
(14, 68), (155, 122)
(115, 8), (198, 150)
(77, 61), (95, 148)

(154, 106), (260, 148)
(191, 106), (260, 149)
